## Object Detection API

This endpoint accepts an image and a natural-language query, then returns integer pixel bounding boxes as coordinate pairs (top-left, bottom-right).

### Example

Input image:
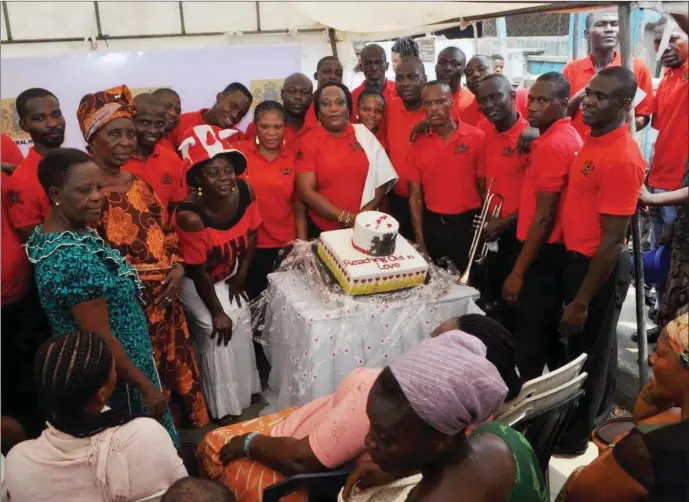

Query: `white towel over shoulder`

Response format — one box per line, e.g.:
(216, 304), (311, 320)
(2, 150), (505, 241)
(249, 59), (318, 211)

(353, 124), (398, 209)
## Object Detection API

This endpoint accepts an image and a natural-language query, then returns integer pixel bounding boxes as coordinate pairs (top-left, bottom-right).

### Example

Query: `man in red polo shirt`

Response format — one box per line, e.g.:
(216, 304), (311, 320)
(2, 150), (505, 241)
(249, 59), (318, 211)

(435, 46), (474, 119)
(562, 11), (654, 138)
(245, 73), (314, 149)
(350, 44), (397, 120)
(502, 72), (583, 380)
(644, 17), (689, 330)
(463, 55), (529, 126)
(173, 82), (252, 148)
(386, 56), (427, 239)
(7, 88), (66, 241)
(556, 67), (645, 455)
(124, 94), (187, 218)
(303, 56), (344, 132)
(474, 74), (530, 326)
(408, 81), (485, 272)
(152, 88), (181, 152)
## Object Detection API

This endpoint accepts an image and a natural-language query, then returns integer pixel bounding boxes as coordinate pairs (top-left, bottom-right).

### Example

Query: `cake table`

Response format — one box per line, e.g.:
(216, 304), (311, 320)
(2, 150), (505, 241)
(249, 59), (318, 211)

(259, 268), (483, 413)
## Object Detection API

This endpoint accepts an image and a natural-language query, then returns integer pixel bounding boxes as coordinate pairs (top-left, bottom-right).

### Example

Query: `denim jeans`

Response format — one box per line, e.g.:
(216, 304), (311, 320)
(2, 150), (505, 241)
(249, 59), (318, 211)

(648, 187), (678, 303)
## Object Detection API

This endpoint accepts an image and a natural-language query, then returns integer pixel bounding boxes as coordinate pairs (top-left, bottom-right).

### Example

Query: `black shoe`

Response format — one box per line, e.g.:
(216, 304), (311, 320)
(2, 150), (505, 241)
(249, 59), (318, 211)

(553, 436), (588, 457)
(631, 326), (660, 344)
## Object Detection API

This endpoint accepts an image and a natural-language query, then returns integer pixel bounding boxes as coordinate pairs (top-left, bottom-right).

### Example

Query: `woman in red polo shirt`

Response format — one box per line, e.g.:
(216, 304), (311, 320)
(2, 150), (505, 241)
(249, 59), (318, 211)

(296, 83), (397, 238)
(174, 125), (261, 425)
(237, 101), (307, 301)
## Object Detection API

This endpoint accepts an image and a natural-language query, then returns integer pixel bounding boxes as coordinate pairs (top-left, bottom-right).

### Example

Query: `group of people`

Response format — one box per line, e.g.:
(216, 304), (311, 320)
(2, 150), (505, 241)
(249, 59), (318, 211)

(0, 8), (687, 502)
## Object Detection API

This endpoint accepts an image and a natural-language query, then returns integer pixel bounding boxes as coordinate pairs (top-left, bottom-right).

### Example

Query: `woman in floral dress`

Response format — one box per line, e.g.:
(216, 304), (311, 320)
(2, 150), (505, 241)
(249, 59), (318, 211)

(76, 85), (209, 428)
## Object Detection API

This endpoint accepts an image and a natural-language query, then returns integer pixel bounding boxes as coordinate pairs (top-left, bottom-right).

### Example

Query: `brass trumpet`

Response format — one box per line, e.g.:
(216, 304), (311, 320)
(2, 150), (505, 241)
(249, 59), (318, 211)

(457, 178), (503, 286)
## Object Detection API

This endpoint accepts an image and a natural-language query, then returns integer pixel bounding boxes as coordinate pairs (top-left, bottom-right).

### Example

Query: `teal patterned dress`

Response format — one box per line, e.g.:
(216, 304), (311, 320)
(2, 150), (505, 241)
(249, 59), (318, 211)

(25, 226), (179, 446)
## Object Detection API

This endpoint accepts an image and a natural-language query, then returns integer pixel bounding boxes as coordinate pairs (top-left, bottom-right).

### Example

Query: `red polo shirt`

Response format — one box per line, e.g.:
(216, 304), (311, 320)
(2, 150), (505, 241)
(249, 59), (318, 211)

(385, 98), (427, 197)
(1, 134), (24, 166)
(408, 121), (485, 215)
(237, 141), (297, 248)
(243, 122), (308, 153)
(7, 148), (50, 230)
(517, 117), (583, 243)
(173, 109), (244, 148)
(477, 115), (530, 216)
(649, 60), (689, 190)
(303, 100), (320, 134)
(295, 125), (369, 231)
(561, 125), (645, 257)
(1, 172), (30, 305)
(157, 134), (177, 153)
(123, 144), (187, 212)
(562, 52), (654, 139)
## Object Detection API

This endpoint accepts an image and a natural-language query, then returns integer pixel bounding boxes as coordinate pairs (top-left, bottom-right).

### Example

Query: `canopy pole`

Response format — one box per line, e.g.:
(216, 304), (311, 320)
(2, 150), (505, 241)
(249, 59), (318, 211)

(618, 2), (649, 390)
(328, 28), (339, 58)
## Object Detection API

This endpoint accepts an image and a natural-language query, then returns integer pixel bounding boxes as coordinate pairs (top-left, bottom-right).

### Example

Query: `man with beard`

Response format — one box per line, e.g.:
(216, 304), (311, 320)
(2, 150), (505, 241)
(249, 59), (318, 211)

(562, 11), (654, 138)
(502, 72), (583, 380)
(7, 88), (66, 241)
(303, 56), (344, 131)
(123, 93), (187, 216)
(408, 81), (485, 272)
(474, 74), (530, 328)
(435, 46), (474, 118)
(173, 82), (252, 148)
(350, 44), (397, 120)
(636, 16), (689, 342)
(556, 67), (645, 455)
(244, 73), (313, 149)
(385, 56), (427, 239)
(152, 88), (181, 152)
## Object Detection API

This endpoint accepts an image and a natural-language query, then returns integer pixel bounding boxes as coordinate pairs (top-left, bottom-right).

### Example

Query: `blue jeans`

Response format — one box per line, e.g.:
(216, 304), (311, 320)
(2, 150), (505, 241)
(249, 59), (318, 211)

(648, 187), (678, 302)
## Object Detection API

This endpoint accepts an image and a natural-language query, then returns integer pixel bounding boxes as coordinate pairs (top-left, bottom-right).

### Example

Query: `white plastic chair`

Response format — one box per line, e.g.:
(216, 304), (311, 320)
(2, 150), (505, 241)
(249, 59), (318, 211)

(496, 353), (588, 421)
(497, 372), (588, 426)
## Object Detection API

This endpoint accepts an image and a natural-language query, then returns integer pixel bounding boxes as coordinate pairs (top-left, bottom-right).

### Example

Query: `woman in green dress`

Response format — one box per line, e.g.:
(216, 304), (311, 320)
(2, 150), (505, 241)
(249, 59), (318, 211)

(25, 147), (179, 446)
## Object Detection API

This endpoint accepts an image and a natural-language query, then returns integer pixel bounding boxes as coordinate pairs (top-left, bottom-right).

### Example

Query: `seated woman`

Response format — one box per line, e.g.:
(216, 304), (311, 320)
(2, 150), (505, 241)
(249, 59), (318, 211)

(355, 89), (388, 151)
(174, 125), (261, 425)
(25, 148), (176, 444)
(345, 330), (547, 502)
(5, 331), (187, 501)
(557, 312), (689, 502)
(295, 82), (397, 238)
(197, 315), (522, 502)
(238, 100), (308, 302)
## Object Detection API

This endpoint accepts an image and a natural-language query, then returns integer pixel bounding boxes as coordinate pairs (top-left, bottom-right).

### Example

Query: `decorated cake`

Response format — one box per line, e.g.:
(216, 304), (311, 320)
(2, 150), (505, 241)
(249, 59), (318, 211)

(318, 211), (428, 296)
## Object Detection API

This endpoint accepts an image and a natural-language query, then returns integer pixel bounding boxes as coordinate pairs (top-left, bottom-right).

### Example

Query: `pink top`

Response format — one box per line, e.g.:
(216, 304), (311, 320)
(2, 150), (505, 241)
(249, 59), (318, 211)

(5, 417), (187, 501)
(271, 367), (380, 469)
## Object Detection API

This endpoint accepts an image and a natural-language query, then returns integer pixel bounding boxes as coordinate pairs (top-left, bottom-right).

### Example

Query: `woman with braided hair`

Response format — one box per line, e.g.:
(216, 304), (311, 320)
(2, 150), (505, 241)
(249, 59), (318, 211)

(5, 331), (187, 501)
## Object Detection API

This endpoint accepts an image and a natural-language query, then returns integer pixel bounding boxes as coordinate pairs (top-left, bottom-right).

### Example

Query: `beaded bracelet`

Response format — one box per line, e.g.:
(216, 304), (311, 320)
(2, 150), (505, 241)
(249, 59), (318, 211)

(244, 432), (259, 458)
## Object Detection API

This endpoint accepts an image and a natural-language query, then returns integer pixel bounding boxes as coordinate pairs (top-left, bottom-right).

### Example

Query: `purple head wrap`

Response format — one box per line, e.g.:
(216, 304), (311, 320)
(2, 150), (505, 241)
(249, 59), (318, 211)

(389, 330), (508, 435)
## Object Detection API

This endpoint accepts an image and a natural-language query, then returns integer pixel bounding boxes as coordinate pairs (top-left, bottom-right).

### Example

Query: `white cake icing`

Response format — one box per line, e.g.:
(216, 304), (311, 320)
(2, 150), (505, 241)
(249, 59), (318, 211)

(318, 224), (428, 296)
(351, 211), (400, 257)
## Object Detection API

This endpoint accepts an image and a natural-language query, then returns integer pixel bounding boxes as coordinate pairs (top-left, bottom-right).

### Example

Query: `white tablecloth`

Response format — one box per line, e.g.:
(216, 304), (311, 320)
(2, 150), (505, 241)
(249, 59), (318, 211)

(260, 269), (482, 412)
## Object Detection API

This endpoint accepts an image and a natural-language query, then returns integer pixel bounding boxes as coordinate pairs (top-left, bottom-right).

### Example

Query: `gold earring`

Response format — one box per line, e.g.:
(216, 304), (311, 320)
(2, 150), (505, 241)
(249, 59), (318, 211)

(197, 186), (203, 197)
(55, 201), (60, 206)
(255, 136), (260, 146)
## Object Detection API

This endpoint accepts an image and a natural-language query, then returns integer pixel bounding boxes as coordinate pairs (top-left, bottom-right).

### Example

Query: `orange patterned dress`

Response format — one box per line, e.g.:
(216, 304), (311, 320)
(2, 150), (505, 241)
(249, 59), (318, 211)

(98, 175), (209, 428)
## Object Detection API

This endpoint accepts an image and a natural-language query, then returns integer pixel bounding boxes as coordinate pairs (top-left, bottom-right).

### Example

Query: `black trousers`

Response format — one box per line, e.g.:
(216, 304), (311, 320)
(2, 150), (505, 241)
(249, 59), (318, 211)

(1, 286), (51, 438)
(246, 246), (291, 383)
(513, 242), (567, 381)
(388, 192), (414, 241)
(423, 209), (478, 273)
(560, 251), (619, 444)
(481, 227), (523, 332)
